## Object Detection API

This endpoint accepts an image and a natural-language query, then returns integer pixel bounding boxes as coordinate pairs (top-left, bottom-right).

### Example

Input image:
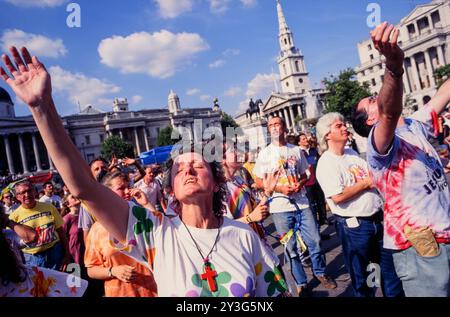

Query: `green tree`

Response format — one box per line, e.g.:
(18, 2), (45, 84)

(101, 135), (135, 160)
(434, 64), (450, 88)
(323, 68), (372, 118)
(157, 125), (179, 147)
(220, 111), (241, 142)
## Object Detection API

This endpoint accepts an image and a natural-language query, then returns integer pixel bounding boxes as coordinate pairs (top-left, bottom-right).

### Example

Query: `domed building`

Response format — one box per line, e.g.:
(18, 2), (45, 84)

(0, 88), (221, 176)
(0, 87), (15, 118)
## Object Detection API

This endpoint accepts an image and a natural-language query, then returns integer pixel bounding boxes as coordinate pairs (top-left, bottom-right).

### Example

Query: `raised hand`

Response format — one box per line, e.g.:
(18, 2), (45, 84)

(262, 169), (281, 196)
(250, 198), (270, 222)
(123, 157), (136, 166)
(0, 46), (52, 107)
(370, 22), (404, 74)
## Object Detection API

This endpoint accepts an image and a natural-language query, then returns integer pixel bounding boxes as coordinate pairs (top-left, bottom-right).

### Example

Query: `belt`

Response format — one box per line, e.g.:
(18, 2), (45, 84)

(336, 210), (383, 223)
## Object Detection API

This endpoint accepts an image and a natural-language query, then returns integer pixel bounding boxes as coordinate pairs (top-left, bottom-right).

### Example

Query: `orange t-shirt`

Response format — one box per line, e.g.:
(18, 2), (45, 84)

(84, 222), (157, 297)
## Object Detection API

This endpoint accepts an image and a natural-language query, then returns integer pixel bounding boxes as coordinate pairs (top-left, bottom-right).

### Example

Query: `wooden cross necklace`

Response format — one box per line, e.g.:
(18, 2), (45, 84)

(181, 218), (222, 293)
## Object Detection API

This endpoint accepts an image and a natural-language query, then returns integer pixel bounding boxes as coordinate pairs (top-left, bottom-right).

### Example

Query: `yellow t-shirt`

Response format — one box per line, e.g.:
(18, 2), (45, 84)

(9, 201), (63, 255)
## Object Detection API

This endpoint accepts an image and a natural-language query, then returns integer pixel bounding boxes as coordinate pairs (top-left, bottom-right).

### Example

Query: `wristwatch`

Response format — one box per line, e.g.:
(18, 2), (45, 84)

(246, 215), (253, 224)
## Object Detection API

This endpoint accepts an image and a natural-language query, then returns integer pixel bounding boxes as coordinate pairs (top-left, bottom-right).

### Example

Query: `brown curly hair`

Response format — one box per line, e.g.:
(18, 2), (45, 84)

(162, 143), (227, 219)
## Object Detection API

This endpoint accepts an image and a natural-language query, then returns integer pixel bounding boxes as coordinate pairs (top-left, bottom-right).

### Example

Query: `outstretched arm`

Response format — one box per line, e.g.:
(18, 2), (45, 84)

(371, 22), (405, 155)
(428, 79), (450, 115)
(0, 47), (128, 242)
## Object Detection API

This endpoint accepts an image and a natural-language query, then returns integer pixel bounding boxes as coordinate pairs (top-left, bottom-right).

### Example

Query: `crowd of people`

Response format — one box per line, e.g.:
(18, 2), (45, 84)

(0, 22), (449, 298)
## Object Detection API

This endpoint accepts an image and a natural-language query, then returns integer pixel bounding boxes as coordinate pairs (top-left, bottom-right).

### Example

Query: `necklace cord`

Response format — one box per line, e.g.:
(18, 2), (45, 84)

(181, 217), (222, 263)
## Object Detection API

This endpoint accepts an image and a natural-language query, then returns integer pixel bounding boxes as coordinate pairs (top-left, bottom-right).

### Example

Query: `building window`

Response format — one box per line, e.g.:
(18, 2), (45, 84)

(371, 78), (376, 86)
(299, 78), (303, 83)
(284, 38), (288, 45)
(99, 134), (104, 143)
(431, 11), (441, 28)
(295, 61), (300, 72)
(283, 64), (287, 75)
(156, 127), (160, 135)
(86, 153), (95, 163)
(286, 82), (290, 87)
(380, 75), (384, 83)
(368, 44), (372, 50)
(370, 54), (374, 61)
(85, 135), (90, 145)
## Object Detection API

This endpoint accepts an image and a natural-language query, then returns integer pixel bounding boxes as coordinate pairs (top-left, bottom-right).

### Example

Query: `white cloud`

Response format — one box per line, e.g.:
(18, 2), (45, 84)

(223, 48), (240, 56)
(98, 30), (209, 79)
(240, 0), (257, 8)
(186, 88), (201, 96)
(237, 72), (278, 113)
(208, 59), (226, 69)
(154, 0), (195, 19)
(224, 86), (242, 97)
(49, 66), (121, 112)
(245, 73), (279, 99)
(131, 95), (143, 104)
(200, 94), (211, 101)
(208, 0), (231, 14)
(1, 29), (67, 58)
(5, 0), (66, 7)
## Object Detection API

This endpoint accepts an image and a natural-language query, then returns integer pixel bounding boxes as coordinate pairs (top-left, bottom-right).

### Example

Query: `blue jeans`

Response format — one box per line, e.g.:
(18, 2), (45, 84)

(392, 243), (450, 297)
(23, 242), (64, 270)
(334, 215), (404, 297)
(271, 207), (327, 287)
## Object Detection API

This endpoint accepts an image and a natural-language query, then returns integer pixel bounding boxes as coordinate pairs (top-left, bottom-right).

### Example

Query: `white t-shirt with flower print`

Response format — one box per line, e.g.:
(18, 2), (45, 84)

(111, 202), (287, 297)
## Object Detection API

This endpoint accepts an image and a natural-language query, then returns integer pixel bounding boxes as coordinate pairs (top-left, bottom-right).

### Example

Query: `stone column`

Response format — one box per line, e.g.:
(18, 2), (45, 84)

(424, 49), (436, 87)
(283, 108), (291, 131)
(410, 55), (422, 91)
(18, 133), (29, 174)
(437, 45), (445, 66)
(3, 134), (15, 174)
(47, 151), (55, 170)
(143, 127), (150, 152)
(134, 127), (141, 155)
(297, 104), (303, 119)
(288, 106), (297, 133)
(403, 61), (412, 94)
(119, 129), (124, 139)
(32, 133), (43, 171)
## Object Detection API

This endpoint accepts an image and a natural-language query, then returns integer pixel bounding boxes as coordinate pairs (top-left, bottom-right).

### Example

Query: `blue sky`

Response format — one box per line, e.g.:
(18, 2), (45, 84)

(0, 0), (430, 117)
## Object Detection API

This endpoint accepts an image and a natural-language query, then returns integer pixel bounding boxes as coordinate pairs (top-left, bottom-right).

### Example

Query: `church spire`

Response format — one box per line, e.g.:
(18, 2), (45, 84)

(276, 0), (295, 51)
(277, 0), (289, 35)
(275, 0), (310, 94)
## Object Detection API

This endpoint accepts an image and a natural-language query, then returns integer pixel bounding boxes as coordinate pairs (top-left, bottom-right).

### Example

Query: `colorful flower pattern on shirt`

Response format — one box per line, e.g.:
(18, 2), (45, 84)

(191, 264), (231, 297)
(230, 277), (255, 297)
(110, 202), (287, 297)
(264, 266), (288, 297)
(0, 266), (87, 297)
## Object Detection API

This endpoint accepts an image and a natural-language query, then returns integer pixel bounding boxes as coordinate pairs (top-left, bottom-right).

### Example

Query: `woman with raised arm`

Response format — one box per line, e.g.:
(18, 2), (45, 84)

(1, 47), (288, 297)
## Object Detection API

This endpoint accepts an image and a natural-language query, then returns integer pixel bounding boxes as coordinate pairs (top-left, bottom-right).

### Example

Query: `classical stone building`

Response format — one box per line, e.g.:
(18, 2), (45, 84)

(0, 87), (221, 176)
(235, 0), (326, 149)
(355, 0), (449, 112)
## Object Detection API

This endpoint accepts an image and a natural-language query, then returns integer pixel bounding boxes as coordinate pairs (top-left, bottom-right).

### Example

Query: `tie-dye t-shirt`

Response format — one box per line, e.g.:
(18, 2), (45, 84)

(367, 105), (450, 250)
(111, 202), (288, 297)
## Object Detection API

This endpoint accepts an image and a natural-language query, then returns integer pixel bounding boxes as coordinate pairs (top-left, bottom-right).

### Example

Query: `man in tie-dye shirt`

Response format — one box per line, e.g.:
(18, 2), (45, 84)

(351, 22), (450, 297)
